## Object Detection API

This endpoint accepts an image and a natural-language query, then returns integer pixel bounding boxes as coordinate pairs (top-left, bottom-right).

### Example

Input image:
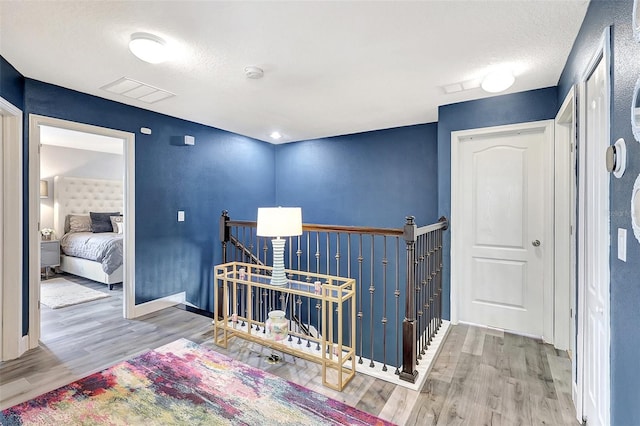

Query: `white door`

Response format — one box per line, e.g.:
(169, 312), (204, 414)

(457, 126), (546, 336)
(582, 42), (610, 426)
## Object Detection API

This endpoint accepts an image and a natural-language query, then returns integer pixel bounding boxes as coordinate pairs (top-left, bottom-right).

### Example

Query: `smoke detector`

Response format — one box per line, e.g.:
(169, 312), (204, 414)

(244, 66), (264, 79)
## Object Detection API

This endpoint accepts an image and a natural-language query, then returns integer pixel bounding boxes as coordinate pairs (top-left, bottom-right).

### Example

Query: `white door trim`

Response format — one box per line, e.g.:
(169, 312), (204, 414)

(576, 26), (611, 426)
(451, 120), (555, 343)
(555, 85), (581, 419)
(27, 115), (138, 350)
(0, 96), (26, 361)
(554, 85), (577, 352)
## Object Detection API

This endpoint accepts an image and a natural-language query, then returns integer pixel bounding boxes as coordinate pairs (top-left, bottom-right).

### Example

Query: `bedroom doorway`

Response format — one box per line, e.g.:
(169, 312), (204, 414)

(27, 115), (136, 350)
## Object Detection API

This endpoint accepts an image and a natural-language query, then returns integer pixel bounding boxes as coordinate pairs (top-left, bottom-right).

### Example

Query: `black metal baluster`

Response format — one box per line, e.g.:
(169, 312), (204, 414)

(357, 234), (364, 364)
(296, 296), (303, 345)
(395, 237), (400, 375)
(382, 235), (388, 372)
(369, 235), (375, 368)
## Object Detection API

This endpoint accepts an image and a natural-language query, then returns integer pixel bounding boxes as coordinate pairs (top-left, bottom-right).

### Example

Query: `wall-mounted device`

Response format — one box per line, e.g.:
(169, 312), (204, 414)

(632, 76), (640, 142)
(605, 138), (626, 178)
(184, 135), (195, 145)
(633, 174), (640, 245)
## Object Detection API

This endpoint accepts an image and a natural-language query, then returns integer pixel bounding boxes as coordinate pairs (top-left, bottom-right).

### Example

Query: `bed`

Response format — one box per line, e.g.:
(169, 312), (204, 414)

(53, 176), (124, 289)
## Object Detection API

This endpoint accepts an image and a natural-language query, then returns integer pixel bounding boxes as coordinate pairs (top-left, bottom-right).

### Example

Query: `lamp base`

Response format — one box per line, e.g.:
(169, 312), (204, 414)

(270, 238), (288, 287)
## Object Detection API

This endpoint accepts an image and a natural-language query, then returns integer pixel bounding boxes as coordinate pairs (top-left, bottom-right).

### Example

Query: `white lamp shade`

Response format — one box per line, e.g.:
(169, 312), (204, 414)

(256, 207), (302, 237)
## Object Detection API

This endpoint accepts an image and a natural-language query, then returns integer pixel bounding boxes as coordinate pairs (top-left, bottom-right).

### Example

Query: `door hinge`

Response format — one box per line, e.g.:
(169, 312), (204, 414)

(570, 308), (573, 318)
(570, 225), (573, 235)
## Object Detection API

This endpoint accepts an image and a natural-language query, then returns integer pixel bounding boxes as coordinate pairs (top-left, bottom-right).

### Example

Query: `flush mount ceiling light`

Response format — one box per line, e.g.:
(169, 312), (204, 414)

(129, 32), (168, 64)
(270, 131), (282, 140)
(481, 68), (515, 93)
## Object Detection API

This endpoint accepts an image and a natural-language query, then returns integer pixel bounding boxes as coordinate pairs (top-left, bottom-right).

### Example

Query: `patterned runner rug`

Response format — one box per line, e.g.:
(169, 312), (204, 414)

(40, 277), (110, 309)
(1, 338), (394, 425)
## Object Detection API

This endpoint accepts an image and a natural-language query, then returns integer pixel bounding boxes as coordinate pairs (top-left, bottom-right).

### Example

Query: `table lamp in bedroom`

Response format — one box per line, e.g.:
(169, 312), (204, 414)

(256, 207), (302, 286)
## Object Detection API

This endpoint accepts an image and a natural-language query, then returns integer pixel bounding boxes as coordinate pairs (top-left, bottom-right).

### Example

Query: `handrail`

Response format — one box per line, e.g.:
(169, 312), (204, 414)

(226, 218), (404, 237)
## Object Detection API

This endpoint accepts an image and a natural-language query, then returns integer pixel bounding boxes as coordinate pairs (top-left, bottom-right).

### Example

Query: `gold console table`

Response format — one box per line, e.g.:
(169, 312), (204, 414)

(213, 262), (356, 391)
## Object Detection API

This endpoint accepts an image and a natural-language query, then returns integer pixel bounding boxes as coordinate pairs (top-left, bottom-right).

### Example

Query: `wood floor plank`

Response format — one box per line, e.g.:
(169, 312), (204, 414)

(428, 323), (468, 384)
(461, 325), (485, 356)
(405, 378), (450, 426)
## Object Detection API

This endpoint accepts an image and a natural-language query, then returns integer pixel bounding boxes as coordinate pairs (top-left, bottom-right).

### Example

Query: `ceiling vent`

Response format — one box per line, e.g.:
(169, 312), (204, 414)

(442, 79), (481, 94)
(101, 77), (175, 103)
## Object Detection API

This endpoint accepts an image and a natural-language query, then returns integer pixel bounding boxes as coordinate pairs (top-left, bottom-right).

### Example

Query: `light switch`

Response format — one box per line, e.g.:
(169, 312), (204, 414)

(177, 210), (185, 222)
(618, 228), (627, 262)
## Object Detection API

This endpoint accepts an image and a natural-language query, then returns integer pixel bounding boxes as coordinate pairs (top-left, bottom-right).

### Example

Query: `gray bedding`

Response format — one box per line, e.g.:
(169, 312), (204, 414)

(60, 232), (123, 274)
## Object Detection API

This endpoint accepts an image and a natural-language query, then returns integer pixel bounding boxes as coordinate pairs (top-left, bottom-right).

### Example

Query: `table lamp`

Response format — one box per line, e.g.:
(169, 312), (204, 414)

(256, 207), (302, 286)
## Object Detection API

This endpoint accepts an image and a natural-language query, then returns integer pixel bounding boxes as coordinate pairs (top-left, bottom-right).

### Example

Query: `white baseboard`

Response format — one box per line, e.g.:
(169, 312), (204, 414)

(132, 292), (186, 318)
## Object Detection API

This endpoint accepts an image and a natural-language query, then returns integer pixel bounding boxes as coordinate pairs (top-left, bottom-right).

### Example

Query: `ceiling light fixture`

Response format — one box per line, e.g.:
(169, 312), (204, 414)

(129, 32), (168, 64)
(270, 131), (282, 140)
(481, 68), (515, 93)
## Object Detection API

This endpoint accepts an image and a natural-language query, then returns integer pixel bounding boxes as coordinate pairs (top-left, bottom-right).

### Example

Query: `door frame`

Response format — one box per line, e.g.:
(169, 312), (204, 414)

(0, 96), (26, 361)
(575, 26), (611, 425)
(27, 115), (137, 349)
(554, 85), (577, 353)
(450, 120), (556, 343)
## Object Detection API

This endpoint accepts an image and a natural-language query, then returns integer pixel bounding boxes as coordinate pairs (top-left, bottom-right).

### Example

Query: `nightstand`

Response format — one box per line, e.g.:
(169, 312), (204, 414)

(41, 239), (60, 279)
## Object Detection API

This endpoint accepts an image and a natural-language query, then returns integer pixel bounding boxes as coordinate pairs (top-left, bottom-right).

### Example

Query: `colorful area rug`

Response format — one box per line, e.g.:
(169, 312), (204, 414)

(40, 278), (110, 309)
(1, 338), (394, 425)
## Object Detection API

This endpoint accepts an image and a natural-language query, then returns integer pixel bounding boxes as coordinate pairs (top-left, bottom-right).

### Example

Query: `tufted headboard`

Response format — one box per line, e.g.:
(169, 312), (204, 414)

(53, 176), (123, 238)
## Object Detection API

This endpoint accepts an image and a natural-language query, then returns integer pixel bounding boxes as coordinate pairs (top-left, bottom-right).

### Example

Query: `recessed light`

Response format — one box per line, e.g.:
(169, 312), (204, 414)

(481, 68), (515, 93)
(129, 32), (168, 64)
(270, 131), (282, 140)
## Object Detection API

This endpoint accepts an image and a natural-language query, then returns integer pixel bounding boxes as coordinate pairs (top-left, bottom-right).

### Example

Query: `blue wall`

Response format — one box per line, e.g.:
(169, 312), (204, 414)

(274, 124), (438, 365)
(437, 87), (559, 319)
(558, 0), (640, 423)
(275, 123), (439, 227)
(15, 76), (276, 327)
(0, 56), (24, 109)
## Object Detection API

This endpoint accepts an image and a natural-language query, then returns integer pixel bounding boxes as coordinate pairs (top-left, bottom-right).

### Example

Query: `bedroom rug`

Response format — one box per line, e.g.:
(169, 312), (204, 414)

(0, 338), (395, 426)
(40, 277), (110, 309)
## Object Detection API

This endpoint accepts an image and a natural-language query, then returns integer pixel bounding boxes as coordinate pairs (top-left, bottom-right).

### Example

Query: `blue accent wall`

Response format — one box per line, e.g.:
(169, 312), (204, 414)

(558, 0), (640, 423)
(0, 56), (24, 109)
(274, 124), (438, 365)
(22, 78), (275, 317)
(275, 124), (438, 227)
(437, 87), (559, 320)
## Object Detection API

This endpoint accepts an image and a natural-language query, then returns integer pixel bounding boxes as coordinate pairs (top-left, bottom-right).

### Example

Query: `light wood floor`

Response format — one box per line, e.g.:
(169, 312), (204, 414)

(0, 273), (577, 425)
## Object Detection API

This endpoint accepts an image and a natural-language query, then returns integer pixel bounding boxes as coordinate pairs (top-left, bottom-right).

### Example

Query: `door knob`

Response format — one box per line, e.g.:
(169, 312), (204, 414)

(532, 240), (541, 247)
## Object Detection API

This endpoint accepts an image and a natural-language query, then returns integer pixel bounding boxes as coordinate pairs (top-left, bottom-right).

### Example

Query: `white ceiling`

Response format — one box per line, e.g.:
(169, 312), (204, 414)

(0, 1), (589, 144)
(40, 126), (123, 155)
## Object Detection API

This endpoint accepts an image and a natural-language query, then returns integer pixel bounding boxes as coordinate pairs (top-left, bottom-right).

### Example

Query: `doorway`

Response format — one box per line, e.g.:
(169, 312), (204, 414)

(38, 125), (125, 339)
(27, 115), (136, 349)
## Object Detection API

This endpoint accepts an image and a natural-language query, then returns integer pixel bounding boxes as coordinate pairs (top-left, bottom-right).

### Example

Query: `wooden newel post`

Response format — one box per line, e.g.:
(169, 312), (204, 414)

(217, 210), (230, 320)
(220, 210), (230, 259)
(400, 216), (418, 383)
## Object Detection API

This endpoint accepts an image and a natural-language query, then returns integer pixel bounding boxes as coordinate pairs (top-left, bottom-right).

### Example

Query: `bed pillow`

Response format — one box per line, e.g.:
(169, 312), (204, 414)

(90, 211), (120, 233)
(67, 215), (92, 233)
(110, 215), (124, 234)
